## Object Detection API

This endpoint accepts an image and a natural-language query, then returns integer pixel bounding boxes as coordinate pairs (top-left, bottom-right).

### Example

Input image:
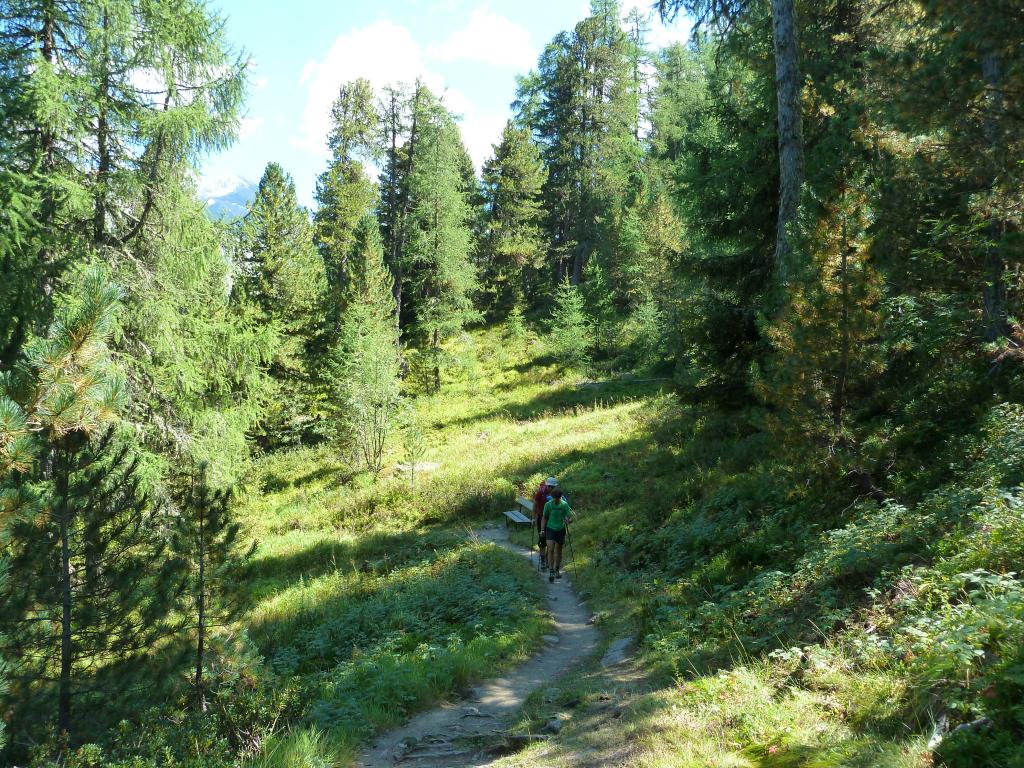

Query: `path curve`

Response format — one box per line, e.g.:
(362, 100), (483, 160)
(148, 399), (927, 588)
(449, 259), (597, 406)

(356, 524), (599, 767)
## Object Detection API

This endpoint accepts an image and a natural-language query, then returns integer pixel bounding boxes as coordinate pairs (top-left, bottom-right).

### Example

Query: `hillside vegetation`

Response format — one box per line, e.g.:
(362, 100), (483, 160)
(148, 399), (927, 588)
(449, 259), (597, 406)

(254, 327), (1024, 765)
(254, 326), (1024, 766)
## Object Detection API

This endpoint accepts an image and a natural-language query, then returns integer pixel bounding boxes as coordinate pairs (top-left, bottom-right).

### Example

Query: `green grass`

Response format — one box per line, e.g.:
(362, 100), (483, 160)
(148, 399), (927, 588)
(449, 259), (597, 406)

(232, 325), (669, 763)
(75, 321), (1021, 767)
(252, 323), (1024, 767)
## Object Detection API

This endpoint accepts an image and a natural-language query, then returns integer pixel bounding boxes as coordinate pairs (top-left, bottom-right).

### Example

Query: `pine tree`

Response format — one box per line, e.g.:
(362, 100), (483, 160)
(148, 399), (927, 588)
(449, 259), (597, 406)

(2, 429), (182, 746)
(580, 260), (617, 355)
(330, 216), (402, 473)
(0, 265), (124, 496)
(650, 39), (775, 409)
(548, 278), (593, 370)
(897, 0), (1024, 344)
(0, 267), (181, 747)
(378, 81), (425, 324)
(172, 462), (247, 711)
(405, 95), (479, 392)
(658, 0), (804, 288)
(0, 558), (8, 753)
(528, 2), (642, 294)
(235, 163), (327, 445)
(481, 121), (547, 313)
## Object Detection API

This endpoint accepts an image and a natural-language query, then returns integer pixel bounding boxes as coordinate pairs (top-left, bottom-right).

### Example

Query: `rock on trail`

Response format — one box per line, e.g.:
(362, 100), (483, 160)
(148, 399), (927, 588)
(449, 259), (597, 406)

(356, 525), (599, 768)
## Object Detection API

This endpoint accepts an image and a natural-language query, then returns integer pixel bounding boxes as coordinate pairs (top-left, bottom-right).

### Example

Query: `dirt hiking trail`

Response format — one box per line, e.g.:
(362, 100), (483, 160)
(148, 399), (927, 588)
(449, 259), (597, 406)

(356, 524), (600, 767)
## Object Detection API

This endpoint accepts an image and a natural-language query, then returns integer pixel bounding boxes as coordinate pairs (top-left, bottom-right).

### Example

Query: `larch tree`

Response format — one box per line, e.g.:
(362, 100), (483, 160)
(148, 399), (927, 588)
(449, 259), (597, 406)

(314, 78), (379, 334)
(0, 0), (267, 480)
(481, 120), (547, 314)
(330, 215), (402, 473)
(0, 0), (246, 318)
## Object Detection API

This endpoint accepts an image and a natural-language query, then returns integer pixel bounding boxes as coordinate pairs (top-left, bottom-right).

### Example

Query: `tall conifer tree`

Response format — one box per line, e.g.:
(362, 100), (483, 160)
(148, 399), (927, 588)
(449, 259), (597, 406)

(236, 163), (327, 445)
(315, 78), (379, 332)
(405, 96), (479, 391)
(481, 121), (547, 313)
(330, 215), (401, 472)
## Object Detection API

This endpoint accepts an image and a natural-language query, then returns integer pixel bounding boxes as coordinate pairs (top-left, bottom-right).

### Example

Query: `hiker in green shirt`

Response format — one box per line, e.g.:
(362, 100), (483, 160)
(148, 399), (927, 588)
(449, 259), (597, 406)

(542, 488), (574, 583)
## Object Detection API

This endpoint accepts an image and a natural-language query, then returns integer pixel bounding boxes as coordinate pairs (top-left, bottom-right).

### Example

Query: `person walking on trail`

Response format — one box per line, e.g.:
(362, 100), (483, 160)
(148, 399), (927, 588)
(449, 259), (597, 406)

(542, 487), (573, 583)
(533, 476), (557, 569)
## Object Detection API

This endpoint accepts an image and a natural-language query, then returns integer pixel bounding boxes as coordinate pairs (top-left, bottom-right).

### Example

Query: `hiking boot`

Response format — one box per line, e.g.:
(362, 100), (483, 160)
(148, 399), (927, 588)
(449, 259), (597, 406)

(548, 569), (555, 583)
(555, 570), (562, 580)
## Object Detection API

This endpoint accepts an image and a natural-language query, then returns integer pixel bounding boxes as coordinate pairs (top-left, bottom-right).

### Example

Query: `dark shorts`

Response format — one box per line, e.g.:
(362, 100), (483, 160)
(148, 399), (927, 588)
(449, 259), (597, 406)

(545, 527), (566, 546)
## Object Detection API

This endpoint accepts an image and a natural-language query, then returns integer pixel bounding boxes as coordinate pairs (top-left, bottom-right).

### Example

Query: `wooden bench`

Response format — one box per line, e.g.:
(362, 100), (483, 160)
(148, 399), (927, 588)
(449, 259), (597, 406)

(503, 496), (537, 528)
(503, 508), (531, 527)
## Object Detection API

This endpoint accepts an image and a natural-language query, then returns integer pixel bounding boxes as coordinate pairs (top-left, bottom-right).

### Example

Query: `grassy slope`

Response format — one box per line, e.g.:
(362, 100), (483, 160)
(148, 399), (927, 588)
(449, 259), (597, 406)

(242, 323), (1023, 767)
(236, 325), (666, 763)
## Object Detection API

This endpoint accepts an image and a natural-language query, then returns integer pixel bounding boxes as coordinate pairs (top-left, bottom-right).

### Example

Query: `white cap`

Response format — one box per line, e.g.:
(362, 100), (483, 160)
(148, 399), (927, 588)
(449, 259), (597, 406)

(546, 476), (558, 487)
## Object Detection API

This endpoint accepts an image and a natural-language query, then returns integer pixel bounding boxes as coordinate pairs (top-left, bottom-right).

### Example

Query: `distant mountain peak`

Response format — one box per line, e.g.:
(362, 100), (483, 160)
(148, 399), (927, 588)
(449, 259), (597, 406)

(199, 174), (258, 221)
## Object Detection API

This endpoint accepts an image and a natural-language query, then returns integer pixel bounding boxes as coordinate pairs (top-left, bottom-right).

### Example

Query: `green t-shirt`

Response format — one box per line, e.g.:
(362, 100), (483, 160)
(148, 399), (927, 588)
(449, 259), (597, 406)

(543, 498), (571, 531)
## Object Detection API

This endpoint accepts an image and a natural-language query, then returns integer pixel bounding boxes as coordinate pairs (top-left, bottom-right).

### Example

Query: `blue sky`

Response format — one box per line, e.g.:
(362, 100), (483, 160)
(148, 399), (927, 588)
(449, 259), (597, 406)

(197, 1), (691, 208)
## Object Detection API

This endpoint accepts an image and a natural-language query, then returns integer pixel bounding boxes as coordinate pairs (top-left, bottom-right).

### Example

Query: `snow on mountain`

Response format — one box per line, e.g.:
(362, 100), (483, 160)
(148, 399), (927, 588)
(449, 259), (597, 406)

(199, 174), (258, 221)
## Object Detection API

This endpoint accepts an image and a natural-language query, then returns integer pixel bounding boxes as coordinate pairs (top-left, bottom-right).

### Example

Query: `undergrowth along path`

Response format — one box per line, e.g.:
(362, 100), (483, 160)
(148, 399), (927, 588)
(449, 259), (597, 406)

(356, 524), (599, 768)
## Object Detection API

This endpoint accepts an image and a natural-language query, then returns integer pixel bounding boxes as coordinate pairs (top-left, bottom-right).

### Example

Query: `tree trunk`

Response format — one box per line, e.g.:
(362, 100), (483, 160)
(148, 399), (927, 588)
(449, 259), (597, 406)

(771, 0), (804, 287)
(39, 6), (57, 298)
(93, 10), (111, 246)
(833, 211), (850, 430)
(432, 328), (440, 392)
(195, 485), (206, 711)
(57, 455), (73, 740)
(571, 242), (585, 286)
(981, 48), (1008, 342)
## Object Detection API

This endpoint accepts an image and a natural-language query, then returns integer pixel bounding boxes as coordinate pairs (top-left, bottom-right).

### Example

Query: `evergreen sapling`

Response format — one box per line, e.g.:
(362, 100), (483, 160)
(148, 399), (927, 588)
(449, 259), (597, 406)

(173, 462), (250, 711)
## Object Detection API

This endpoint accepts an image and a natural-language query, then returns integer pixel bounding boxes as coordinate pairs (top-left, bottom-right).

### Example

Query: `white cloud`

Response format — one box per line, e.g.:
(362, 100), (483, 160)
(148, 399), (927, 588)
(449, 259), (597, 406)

(292, 19), (508, 173)
(198, 172), (251, 200)
(458, 111), (507, 172)
(239, 116), (265, 140)
(293, 20), (449, 157)
(427, 9), (535, 69)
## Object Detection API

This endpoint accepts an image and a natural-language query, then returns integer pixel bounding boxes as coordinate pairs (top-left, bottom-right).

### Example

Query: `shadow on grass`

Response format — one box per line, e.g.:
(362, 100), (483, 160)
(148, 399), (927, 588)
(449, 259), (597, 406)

(261, 461), (351, 493)
(443, 403), (969, 697)
(240, 528), (457, 605)
(438, 378), (669, 432)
